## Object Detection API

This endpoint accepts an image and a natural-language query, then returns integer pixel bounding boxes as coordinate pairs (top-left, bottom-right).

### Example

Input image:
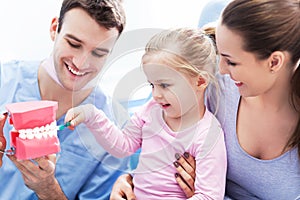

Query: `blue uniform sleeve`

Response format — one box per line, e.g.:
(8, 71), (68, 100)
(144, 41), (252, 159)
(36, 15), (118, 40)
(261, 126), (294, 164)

(54, 123), (131, 199)
(0, 60), (131, 199)
(76, 153), (130, 199)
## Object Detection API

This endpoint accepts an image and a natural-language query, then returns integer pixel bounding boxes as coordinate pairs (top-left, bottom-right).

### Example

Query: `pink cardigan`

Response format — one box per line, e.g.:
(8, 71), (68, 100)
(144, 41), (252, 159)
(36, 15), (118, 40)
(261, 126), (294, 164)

(84, 100), (227, 199)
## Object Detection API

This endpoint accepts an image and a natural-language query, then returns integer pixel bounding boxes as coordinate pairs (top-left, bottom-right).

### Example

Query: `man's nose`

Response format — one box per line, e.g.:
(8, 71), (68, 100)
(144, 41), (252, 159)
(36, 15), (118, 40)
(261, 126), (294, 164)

(74, 52), (91, 70)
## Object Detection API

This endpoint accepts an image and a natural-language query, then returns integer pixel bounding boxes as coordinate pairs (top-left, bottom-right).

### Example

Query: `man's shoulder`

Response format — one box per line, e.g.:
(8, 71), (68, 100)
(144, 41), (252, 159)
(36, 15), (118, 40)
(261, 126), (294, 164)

(1, 59), (40, 67)
(1, 60), (40, 76)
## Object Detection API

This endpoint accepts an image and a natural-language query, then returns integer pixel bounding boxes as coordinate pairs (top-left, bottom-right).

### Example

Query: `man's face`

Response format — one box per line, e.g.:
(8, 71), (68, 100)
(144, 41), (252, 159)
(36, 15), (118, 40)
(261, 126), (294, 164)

(51, 8), (119, 91)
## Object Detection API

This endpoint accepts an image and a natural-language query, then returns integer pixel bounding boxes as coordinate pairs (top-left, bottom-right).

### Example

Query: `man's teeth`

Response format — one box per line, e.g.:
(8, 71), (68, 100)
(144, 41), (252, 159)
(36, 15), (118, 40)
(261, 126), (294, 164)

(17, 121), (58, 140)
(67, 66), (86, 76)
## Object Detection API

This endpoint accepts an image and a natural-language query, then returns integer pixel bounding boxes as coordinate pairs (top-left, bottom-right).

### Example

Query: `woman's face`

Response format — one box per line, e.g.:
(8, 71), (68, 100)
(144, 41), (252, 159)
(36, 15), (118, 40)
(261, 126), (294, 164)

(216, 23), (276, 97)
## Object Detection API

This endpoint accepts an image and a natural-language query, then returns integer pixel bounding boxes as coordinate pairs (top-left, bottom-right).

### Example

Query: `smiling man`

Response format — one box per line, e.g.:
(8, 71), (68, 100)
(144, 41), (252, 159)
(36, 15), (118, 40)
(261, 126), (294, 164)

(0, 0), (130, 199)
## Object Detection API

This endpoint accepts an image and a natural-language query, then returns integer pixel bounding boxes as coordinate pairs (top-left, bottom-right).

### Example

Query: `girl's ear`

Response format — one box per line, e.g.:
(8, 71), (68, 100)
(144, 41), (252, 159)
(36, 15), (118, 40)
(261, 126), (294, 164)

(268, 51), (285, 73)
(196, 75), (208, 89)
(50, 17), (59, 41)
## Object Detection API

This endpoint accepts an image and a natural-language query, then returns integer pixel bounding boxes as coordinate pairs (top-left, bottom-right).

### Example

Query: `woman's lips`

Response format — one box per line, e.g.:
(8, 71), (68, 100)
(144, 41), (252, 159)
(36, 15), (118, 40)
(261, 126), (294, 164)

(234, 81), (243, 87)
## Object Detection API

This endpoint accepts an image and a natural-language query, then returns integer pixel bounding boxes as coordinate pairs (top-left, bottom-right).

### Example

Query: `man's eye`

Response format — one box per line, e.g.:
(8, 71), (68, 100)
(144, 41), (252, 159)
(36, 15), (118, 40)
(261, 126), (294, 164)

(67, 41), (80, 48)
(92, 51), (106, 58)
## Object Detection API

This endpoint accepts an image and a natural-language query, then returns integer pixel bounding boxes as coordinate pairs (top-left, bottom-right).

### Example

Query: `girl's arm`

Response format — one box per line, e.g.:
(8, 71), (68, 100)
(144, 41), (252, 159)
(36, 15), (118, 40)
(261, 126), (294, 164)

(189, 128), (227, 200)
(65, 104), (143, 158)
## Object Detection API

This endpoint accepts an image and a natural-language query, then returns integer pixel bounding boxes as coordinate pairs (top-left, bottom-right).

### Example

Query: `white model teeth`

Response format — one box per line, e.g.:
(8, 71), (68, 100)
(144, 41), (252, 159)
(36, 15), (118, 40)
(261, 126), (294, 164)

(67, 66), (86, 76)
(17, 121), (58, 140)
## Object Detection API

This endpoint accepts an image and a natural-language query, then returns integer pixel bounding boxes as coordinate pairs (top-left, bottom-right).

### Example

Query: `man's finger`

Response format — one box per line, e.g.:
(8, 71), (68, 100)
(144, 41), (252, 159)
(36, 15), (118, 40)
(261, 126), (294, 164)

(110, 174), (136, 200)
(0, 113), (8, 130)
(0, 113), (8, 167)
(34, 156), (55, 173)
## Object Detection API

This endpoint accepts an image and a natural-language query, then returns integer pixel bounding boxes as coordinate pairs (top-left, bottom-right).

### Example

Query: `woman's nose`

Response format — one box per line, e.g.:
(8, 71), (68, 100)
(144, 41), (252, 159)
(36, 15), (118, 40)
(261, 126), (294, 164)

(218, 57), (229, 75)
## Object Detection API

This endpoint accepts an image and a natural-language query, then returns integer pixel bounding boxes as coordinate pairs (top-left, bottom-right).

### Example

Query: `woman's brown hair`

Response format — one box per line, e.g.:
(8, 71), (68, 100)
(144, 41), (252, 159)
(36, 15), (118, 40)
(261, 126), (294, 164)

(222, 0), (300, 158)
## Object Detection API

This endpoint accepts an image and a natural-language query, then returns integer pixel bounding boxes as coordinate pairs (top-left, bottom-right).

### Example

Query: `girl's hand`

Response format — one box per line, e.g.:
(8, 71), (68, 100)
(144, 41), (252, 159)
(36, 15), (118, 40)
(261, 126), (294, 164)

(64, 104), (94, 127)
(174, 152), (196, 198)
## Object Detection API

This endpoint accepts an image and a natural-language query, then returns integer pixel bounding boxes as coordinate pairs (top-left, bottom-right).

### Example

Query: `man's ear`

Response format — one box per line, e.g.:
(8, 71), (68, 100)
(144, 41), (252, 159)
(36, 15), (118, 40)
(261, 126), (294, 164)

(268, 51), (285, 73)
(50, 17), (59, 41)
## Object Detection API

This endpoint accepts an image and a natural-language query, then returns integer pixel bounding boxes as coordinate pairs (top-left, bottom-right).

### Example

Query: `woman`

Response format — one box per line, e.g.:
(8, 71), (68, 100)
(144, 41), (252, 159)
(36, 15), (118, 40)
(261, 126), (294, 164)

(210, 0), (300, 199)
(111, 0), (300, 199)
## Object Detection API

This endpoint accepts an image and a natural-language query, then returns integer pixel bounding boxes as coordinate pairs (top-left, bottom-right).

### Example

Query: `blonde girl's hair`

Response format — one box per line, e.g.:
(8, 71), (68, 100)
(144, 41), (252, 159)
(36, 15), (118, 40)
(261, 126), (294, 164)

(143, 27), (217, 79)
(142, 28), (220, 112)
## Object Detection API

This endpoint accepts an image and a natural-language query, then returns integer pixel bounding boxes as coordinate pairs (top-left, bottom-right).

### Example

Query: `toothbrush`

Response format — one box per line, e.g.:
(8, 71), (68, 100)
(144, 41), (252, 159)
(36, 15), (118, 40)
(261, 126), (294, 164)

(57, 121), (73, 131)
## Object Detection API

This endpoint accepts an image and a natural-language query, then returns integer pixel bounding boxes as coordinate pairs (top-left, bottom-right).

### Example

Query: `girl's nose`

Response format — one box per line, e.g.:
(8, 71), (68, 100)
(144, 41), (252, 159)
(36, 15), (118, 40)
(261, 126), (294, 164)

(152, 87), (163, 99)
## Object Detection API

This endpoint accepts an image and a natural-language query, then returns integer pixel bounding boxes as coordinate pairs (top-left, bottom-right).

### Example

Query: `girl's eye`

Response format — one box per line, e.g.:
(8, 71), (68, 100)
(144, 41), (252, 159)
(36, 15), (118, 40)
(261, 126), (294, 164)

(149, 83), (154, 88)
(160, 83), (169, 88)
(226, 60), (237, 66)
(67, 40), (81, 49)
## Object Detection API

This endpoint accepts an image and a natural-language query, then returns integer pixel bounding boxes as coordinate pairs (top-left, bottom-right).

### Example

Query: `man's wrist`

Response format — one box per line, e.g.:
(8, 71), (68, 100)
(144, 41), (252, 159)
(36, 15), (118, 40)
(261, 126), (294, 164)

(36, 179), (67, 200)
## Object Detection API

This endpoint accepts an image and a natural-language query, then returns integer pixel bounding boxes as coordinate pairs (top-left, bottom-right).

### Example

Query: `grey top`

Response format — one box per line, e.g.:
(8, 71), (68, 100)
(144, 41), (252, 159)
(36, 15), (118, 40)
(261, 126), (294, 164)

(206, 74), (300, 200)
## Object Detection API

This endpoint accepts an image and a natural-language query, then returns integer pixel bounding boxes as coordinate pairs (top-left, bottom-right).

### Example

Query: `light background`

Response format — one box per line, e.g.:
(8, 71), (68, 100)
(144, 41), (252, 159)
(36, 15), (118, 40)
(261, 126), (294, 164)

(0, 0), (212, 99)
(0, 0), (210, 60)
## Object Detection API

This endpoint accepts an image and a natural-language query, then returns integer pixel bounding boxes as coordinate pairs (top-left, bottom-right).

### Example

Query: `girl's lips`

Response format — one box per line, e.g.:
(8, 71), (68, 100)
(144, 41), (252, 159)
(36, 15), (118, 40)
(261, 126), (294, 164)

(161, 104), (170, 109)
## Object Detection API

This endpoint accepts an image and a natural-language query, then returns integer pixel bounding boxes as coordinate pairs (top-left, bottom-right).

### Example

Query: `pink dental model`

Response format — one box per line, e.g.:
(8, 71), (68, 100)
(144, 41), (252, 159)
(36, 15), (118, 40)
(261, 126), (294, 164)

(5, 100), (60, 160)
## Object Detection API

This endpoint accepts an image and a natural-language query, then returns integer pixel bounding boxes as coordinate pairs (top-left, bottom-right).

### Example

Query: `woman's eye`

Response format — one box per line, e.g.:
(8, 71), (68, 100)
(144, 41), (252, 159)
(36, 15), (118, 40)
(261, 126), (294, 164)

(227, 60), (237, 66)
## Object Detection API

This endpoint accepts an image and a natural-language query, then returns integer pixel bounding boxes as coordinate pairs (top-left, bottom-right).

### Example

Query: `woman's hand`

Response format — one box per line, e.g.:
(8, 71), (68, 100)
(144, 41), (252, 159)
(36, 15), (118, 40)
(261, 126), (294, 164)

(174, 152), (196, 198)
(110, 174), (136, 200)
(0, 113), (7, 167)
(110, 153), (196, 199)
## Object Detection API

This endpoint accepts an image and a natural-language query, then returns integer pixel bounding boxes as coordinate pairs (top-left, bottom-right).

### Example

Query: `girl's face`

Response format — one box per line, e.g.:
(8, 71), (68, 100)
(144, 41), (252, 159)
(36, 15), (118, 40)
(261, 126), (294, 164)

(142, 58), (202, 120)
(216, 24), (276, 97)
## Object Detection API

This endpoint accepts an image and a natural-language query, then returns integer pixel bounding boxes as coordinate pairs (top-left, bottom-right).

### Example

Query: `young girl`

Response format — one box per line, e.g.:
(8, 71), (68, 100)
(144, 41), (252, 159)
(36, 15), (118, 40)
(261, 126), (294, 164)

(65, 28), (227, 199)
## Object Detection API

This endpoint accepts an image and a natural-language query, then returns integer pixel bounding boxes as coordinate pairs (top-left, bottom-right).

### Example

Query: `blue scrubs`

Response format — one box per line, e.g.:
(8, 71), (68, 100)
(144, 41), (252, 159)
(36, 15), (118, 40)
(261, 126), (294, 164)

(0, 60), (130, 199)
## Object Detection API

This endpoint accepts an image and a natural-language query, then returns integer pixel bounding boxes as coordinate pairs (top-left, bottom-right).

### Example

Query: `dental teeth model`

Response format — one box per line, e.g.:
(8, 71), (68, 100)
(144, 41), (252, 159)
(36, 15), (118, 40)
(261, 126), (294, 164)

(17, 121), (58, 140)
(5, 100), (60, 160)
